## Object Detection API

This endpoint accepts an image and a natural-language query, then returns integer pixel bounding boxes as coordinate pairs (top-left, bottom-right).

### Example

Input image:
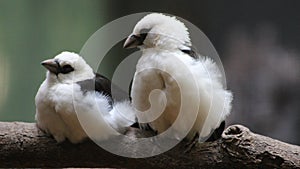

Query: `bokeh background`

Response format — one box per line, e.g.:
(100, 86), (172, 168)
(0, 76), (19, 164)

(0, 0), (299, 144)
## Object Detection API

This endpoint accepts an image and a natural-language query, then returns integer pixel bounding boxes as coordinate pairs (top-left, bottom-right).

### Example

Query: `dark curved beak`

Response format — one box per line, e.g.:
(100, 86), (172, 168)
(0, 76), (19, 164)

(123, 34), (144, 49)
(41, 59), (59, 74)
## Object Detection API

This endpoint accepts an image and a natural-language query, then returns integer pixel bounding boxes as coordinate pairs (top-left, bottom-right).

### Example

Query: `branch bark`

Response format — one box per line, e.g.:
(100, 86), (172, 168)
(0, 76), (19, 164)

(0, 122), (299, 168)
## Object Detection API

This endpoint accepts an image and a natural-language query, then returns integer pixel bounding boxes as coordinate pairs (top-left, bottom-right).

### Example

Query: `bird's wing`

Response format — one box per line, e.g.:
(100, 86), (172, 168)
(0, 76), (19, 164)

(94, 73), (112, 97)
(131, 69), (166, 131)
(76, 73), (113, 104)
(180, 48), (199, 59)
(132, 69), (165, 111)
(50, 73), (114, 143)
(76, 73), (136, 135)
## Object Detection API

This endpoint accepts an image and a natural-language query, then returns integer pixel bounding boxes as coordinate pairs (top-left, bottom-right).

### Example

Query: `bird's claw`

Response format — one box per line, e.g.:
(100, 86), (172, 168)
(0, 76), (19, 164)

(184, 133), (199, 153)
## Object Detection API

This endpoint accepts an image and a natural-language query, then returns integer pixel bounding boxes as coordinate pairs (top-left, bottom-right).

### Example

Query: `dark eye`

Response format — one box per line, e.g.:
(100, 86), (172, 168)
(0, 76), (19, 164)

(60, 64), (74, 74)
(139, 28), (151, 41)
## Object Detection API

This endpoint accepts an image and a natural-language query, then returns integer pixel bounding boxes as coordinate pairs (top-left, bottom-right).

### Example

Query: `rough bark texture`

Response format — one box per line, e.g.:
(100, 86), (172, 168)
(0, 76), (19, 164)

(0, 122), (299, 168)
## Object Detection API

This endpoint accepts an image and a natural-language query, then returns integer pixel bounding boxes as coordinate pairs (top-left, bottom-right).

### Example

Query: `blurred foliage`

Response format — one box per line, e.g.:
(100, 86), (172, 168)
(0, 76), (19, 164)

(0, 0), (107, 121)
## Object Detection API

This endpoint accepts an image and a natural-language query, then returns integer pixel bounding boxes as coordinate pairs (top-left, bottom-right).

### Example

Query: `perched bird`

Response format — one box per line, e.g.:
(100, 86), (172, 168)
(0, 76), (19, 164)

(35, 51), (135, 143)
(124, 13), (233, 142)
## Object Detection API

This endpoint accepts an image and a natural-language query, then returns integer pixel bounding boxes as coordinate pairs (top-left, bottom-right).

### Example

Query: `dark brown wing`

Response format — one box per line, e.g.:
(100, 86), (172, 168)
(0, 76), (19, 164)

(181, 49), (199, 59)
(76, 73), (112, 101)
(94, 73), (112, 97)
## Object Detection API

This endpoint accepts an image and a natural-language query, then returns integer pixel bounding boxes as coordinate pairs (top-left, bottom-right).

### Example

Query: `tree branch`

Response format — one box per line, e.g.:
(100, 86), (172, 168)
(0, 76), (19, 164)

(0, 122), (299, 168)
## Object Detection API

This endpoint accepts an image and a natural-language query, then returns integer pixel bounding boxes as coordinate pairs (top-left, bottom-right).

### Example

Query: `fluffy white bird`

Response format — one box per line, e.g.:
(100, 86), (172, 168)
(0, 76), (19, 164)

(124, 13), (233, 142)
(35, 51), (135, 143)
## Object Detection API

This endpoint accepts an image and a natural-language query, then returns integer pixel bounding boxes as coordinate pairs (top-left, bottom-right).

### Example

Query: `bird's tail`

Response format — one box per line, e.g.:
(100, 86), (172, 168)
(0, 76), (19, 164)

(105, 100), (136, 133)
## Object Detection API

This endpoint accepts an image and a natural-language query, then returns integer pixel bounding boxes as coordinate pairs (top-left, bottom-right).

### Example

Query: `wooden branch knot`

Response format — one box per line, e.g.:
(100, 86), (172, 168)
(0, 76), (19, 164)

(222, 124), (250, 143)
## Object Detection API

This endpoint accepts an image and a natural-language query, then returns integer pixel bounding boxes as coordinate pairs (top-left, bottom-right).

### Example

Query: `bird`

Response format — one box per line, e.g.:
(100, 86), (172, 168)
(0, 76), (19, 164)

(124, 13), (233, 142)
(35, 51), (135, 143)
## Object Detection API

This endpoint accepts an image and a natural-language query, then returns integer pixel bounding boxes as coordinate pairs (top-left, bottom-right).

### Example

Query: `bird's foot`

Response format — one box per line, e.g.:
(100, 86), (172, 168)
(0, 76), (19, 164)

(184, 133), (199, 153)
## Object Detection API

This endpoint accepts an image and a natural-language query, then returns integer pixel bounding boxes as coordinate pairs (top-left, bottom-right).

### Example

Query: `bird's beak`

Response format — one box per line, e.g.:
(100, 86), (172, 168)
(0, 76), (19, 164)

(123, 34), (143, 49)
(41, 59), (59, 74)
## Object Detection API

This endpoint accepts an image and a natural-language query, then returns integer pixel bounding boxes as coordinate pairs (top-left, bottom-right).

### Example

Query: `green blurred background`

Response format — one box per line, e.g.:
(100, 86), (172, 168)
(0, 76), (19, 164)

(0, 0), (299, 144)
(0, 0), (108, 121)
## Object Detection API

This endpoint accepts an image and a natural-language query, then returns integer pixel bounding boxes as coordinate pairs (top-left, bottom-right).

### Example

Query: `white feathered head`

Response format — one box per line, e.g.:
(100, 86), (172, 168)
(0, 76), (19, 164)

(41, 51), (94, 84)
(124, 13), (191, 50)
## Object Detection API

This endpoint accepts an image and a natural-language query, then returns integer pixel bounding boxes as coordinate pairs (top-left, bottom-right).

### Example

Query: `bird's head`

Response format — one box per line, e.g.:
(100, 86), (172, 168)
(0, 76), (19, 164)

(41, 51), (94, 83)
(124, 13), (191, 50)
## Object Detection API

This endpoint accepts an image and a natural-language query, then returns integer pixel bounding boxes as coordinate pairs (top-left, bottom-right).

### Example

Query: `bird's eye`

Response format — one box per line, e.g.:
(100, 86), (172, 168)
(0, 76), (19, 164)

(139, 28), (151, 41)
(62, 64), (72, 69)
(60, 64), (74, 74)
